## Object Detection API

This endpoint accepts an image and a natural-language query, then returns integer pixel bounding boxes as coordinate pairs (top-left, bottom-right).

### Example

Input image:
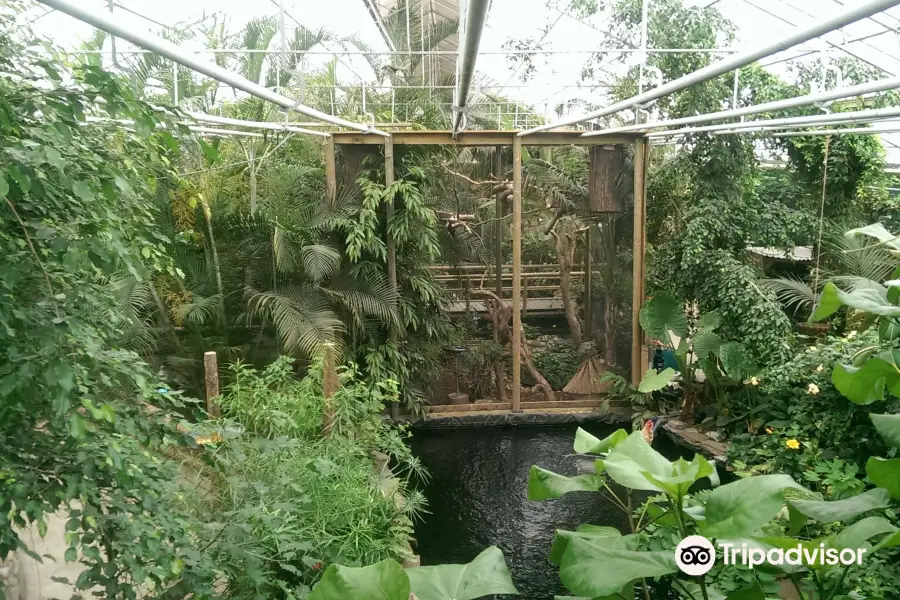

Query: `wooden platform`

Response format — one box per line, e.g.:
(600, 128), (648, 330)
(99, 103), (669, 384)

(447, 297), (565, 314)
(662, 419), (731, 468)
(399, 397), (632, 428)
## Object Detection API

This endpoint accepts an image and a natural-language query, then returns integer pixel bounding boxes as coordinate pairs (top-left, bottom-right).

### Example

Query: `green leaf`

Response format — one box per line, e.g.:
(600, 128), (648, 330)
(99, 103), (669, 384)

(866, 458), (900, 499)
(198, 139), (221, 164)
(72, 180), (92, 202)
(832, 351), (900, 405)
(789, 488), (892, 522)
(639, 293), (689, 345)
(64, 547), (77, 563)
(697, 310), (722, 330)
(573, 428), (628, 454)
(548, 525), (625, 565)
(846, 223), (900, 252)
(718, 342), (757, 380)
(692, 330), (722, 359)
(527, 466), (602, 500)
(832, 516), (898, 551)
(69, 413), (86, 440)
(701, 475), (806, 538)
(638, 368), (675, 393)
(602, 432), (675, 492)
(309, 560), (410, 600)
(871, 413), (900, 447)
(406, 546), (519, 600)
(642, 454), (717, 499)
(811, 282), (843, 321)
(558, 536), (677, 598)
(0, 175), (7, 197)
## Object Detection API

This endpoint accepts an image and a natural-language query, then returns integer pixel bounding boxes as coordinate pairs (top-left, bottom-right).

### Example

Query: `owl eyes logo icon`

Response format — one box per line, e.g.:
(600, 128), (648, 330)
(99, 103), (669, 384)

(675, 535), (716, 576)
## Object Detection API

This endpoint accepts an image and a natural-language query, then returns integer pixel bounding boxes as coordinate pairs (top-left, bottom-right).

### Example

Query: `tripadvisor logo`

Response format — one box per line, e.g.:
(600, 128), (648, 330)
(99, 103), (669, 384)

(675, 536), (867, 575)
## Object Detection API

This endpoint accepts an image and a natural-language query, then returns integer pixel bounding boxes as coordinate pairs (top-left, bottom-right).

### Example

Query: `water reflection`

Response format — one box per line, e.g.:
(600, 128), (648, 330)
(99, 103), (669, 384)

(412, 424), (682, 600)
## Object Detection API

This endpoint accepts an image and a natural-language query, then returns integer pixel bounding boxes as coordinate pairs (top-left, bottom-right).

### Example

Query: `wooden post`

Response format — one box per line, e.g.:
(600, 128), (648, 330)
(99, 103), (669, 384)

(203, 351), (220, 417)
(631, 138), (648, 386)
(384, 136), (400, 420)
(522, 276), (528, 317)
(584, 225), (593, 336)
(512, 136), (523, 413)
(494, 146), (504, 298)
(322, 343), (339, 434)
(324, 136), (337, 207)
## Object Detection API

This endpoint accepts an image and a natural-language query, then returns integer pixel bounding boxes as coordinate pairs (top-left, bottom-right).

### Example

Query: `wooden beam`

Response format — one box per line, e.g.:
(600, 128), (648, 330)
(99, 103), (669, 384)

(324, 136), (337, 206)
(203, 351), (220, 417)
(631, 138), (648, 386)
(494, 146), (504, 298)
(332, 130), (640, 147)
(512, 135), (522, 413)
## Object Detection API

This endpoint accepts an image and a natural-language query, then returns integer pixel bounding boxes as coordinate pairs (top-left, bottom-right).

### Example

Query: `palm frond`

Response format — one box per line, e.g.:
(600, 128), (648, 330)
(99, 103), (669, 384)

(175, 293), (224, 326)
(246, 288), (345, 357)
(758, 276), (816, 315)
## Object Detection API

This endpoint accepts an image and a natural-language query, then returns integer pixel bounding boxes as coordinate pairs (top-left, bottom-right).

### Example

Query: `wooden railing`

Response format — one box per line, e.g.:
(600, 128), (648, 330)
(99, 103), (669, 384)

(431, 264), (585, 314)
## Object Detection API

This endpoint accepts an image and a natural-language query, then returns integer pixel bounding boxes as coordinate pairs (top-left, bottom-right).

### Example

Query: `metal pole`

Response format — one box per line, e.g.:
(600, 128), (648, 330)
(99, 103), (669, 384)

(734, 125), (900, 137)
(638, 0), (650, 95)
(511, 135), (523, 413)
(710, 118), (900, 134)
(732, 69), (740, 109)
(37, 0), (387, 136)
(521, 0), (900, 136)
(587, 74), (900, 136)
(186, 112), (330, 137)
(646, 106), (900, 137)
(452, 0), (491, 133)
(384, 136), (399, 419)
(631, 138), (648, 386)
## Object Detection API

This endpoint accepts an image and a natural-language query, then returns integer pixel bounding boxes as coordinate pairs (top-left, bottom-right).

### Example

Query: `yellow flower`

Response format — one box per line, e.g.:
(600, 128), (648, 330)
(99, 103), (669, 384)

(846, 330), (858, 340)
(749, 376), (759, 386)
(807, 383), (820, 395)
(816, 364), (824, 373)
(786, 439), (801, 450)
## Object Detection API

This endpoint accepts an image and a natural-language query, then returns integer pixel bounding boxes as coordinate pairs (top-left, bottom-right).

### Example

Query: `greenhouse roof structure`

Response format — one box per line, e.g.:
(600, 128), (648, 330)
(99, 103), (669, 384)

(23, 0), (900, 154)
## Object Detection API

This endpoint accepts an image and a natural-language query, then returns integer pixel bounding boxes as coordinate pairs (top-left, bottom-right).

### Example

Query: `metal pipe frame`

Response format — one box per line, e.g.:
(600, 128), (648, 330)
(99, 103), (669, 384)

(520, 0), (900, 136)
(585, 75), (900, 136)
(645, 106), (900, 137)
(709, 117), (900, 135)
(187, 112), (331, 137)
(452, 0), (491, 133)
(757, 126), (900, 137)
(37, 0), (387, 136)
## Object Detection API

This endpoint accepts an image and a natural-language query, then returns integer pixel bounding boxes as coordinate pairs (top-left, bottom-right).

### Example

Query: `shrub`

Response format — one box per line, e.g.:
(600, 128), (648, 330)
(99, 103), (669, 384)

(532, 336), (581, 390)
(725, 330), (900, 474)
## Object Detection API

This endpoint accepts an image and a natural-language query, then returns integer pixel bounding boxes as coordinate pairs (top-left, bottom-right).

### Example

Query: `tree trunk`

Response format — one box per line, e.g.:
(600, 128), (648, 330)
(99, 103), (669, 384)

(473, 290), (555, 402)
(148, 281), (182, 353)
(554, 221), (583, 348)
(603, 216), (617, 367)
(490, 306), (508, 402)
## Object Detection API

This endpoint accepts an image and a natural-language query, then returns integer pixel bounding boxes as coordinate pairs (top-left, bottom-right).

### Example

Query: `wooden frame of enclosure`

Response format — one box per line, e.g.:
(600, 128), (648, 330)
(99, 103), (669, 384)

(326, 130), (649, 411)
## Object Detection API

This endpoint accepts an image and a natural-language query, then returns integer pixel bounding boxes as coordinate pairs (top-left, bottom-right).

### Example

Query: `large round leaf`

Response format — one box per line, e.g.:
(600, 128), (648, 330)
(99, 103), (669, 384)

(573, 427), (628, 454)
(559, 536), (677, 598)
(867, 458), (900, 499)
(639, 293), (688, 345)
(549, 525), (625, 565)
(872, 413), (900, 447)
(527, 465), (602, 500)
(406, 546), (519, 600)
(788, 488), (892, 523)
(718, 342), (757, 380)
(700, 475), (806, 538)
(833, 351), (900, 405)
(309, 560), (409, 600)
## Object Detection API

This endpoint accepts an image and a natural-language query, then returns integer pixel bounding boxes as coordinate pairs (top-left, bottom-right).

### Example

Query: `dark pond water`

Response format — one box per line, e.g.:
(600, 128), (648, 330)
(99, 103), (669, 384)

(410, 423), (687, 600)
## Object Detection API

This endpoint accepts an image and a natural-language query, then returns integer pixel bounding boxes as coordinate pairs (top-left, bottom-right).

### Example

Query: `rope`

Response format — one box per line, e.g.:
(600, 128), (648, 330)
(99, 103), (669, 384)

(812, 135), (831, 295)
